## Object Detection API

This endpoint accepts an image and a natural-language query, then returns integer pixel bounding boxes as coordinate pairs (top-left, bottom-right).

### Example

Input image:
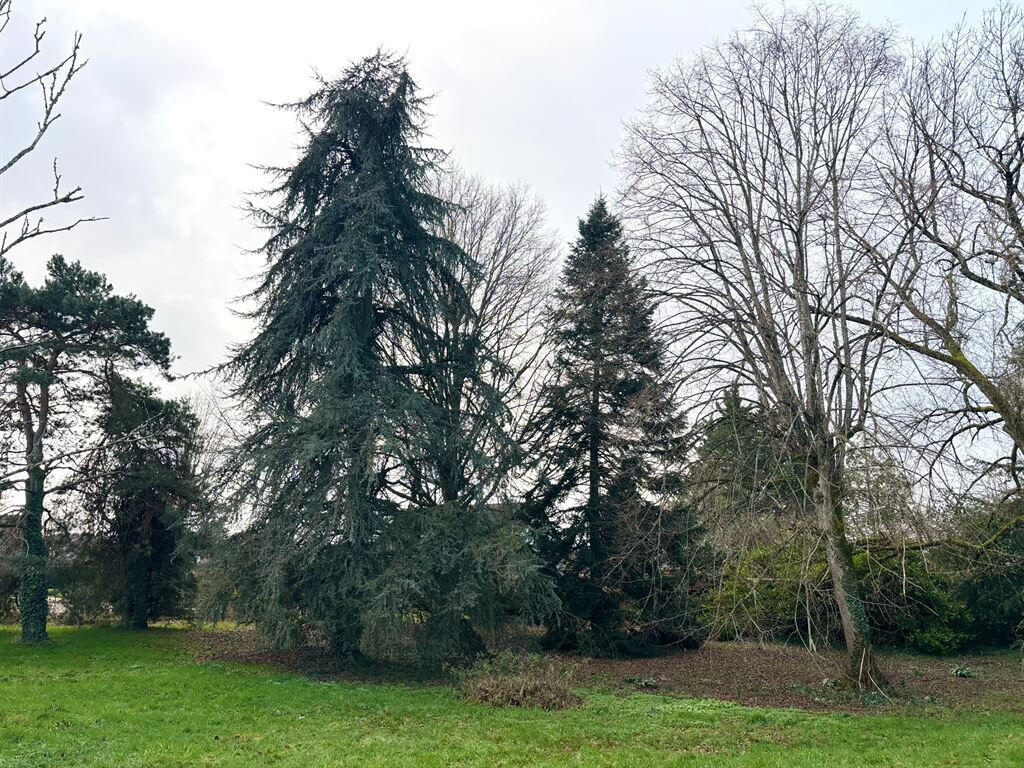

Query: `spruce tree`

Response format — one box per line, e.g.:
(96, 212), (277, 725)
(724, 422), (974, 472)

(527, 197), (703, 654)
(689, 387), (806, 523)
(227, 52), (544, 658)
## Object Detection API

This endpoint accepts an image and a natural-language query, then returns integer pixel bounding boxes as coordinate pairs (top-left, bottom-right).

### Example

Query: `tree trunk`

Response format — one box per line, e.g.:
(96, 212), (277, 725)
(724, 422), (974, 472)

(19, 460), (48, 644)
(587, 359), (603, 564)
(812, 449), (878, 688)
(329, 288), (377, 657)
(127, 548), (150, 630)
(586, 347), (612, 635)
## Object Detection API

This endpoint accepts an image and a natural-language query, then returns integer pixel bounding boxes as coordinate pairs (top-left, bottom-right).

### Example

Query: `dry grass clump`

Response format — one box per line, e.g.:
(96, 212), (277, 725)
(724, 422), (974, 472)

(455, 651), (582, 710)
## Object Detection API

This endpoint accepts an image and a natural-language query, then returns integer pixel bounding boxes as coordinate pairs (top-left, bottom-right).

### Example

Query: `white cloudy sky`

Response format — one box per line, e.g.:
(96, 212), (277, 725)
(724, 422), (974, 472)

(2, 0), (984, 394)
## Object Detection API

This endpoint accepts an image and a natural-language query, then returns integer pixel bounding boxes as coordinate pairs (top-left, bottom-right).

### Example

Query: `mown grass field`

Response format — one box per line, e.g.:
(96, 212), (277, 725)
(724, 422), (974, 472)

(0, 626), (1021, 767)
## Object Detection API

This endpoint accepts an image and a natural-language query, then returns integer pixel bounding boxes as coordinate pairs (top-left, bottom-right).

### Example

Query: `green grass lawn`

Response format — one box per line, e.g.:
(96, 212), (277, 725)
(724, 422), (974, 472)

(0, 626), (1021, 767)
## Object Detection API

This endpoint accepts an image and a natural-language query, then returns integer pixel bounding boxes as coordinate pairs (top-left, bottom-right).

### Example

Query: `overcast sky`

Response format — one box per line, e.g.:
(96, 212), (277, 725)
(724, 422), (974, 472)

(2, 0), (986, 395)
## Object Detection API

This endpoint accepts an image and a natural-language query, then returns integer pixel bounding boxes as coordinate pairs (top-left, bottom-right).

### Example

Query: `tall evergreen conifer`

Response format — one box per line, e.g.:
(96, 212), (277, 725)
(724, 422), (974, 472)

(528, 197), (704, 654)
(74, 374), (203, 629)
(689, 387), (807, 523)
(227, 53), (545, 658)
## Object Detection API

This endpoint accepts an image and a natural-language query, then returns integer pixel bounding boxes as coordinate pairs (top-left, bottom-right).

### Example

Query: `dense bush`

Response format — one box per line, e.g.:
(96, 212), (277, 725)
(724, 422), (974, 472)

(710, 544), (838, 646)
(455, 651), (581, 710)
(958, 513), (1024, 649)
(855, 551), (973, 655)
(962, 568), (1024, 649)
(544, 502), (711, 658)
(710, 539), (1023, 655)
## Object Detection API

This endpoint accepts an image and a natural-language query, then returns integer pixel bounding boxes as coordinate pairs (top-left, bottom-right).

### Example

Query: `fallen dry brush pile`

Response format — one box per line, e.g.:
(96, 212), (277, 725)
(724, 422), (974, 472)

(454, 651), (582, 710)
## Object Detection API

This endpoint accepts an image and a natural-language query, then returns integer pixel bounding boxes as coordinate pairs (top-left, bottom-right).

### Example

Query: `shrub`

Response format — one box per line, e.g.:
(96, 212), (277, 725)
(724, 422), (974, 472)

(625, 674), (659, 689)
(709, 544), (839, 646)
(856, 550), (974, 655)
(961, 570), (1024, 648)
(908, 624), (972, 656)
(455, 651), (581, 710)
(957, 517), (1024, 649)
(710, 543), (985, 654)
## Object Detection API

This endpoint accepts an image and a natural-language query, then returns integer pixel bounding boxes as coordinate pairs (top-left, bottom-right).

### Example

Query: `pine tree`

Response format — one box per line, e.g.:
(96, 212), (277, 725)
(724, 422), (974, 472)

(527, 197), (703, 654)
(0, 256), (171, 642)
(226, 52), (545, 659)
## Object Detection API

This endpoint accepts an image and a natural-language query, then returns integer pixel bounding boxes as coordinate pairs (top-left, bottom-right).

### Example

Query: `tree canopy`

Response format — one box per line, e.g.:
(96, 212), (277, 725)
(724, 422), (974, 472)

(224, 52), (550, 659)
(527, 197), (701, 655)
(0, 255), (170, 641)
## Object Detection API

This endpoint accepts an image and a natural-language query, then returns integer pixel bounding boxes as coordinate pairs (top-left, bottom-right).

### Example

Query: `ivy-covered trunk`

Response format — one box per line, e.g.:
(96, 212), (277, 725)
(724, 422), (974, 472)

(812, 445), (877, 688)
(19, 457), (48, 644)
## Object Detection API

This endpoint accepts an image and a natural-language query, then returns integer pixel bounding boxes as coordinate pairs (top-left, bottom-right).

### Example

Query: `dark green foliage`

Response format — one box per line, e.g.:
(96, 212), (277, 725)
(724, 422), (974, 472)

(689, 388), (806, 522)
(192, 527), (262, 627)
(527, 197), (704, 655)
(65, 374), (205, 628)
(957, 504), (1024, 649)
(710, 539), (1020, 655)
(2, 257), (170, 371)
(363, 502), (552, 661)
(225, 52), (547, 659)
(603, 498), (711, 653)
(962, 568), (1024, 648)
(0, 256), (170, 642)
(860, 501), (1024, 653)
(856, 551), (974, 655)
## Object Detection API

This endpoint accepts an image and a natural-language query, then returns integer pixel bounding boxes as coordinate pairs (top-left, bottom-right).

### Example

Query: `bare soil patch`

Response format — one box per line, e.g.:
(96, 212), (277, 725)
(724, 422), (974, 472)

(187, 629), (1023, 713)
(569, 641), (1023, 712)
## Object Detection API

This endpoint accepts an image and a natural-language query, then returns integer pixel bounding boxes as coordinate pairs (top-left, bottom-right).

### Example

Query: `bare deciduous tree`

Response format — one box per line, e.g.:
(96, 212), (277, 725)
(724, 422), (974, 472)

(385, 171), (559, 653)
(395, 169), (556, 513)
(852, 5), (1024, 533)
(621, 6), (898, 686)
(0, 0), (96, 261)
